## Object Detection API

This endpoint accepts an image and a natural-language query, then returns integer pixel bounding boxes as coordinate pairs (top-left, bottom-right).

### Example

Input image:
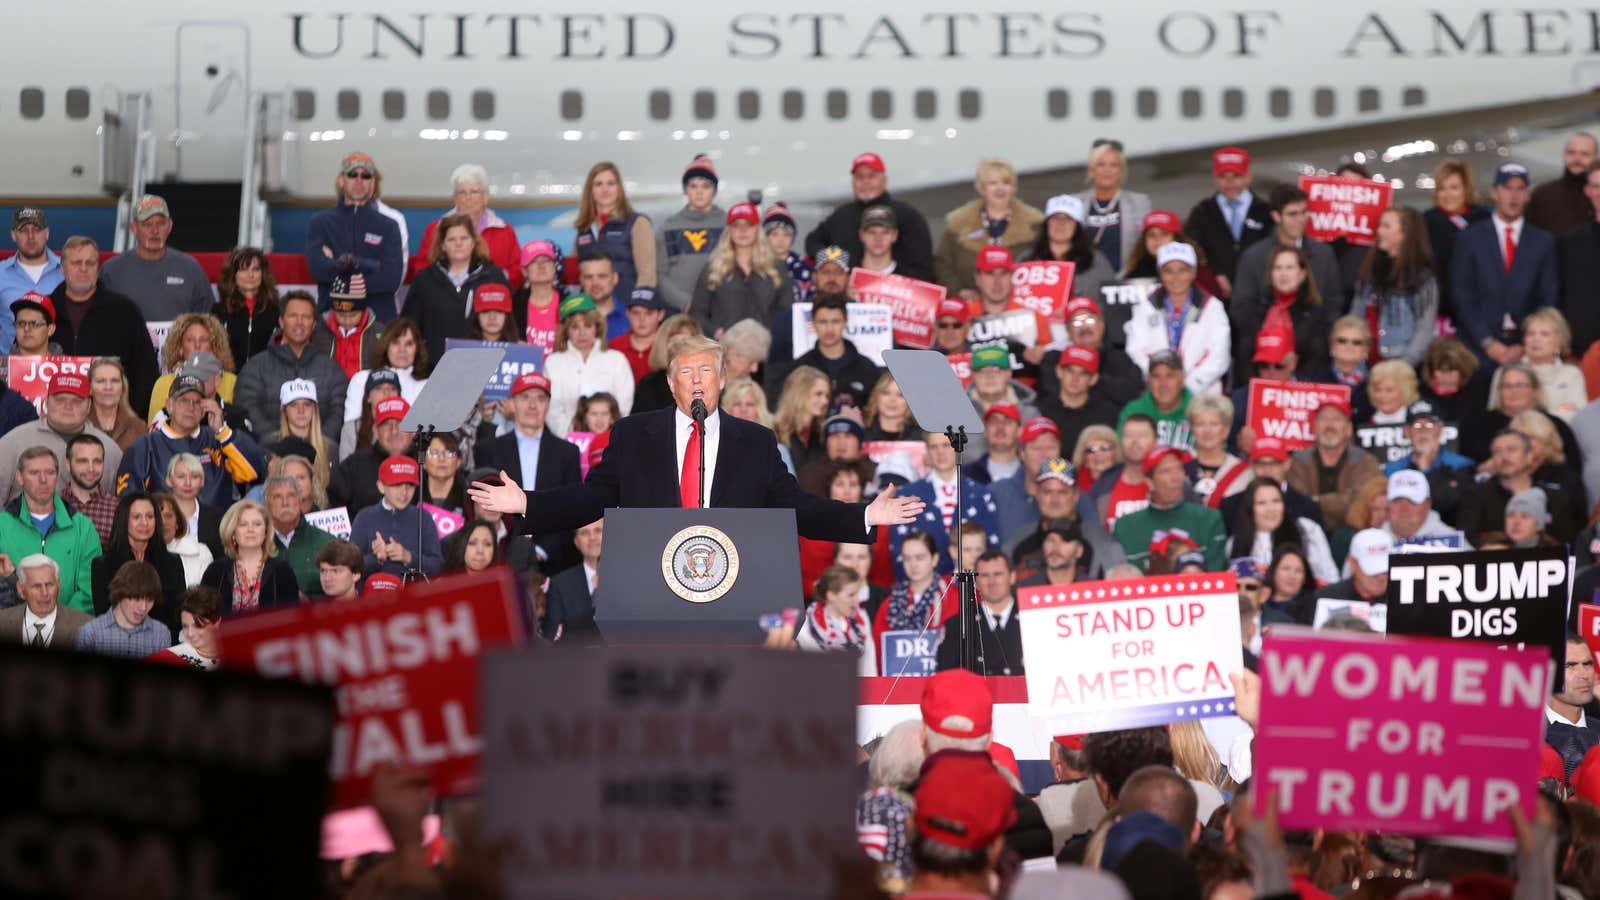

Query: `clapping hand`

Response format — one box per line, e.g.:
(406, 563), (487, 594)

(371, 531), (390, 562)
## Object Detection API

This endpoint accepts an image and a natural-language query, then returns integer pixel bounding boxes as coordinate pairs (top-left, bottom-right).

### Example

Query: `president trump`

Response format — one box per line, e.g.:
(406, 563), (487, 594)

(469, 335), (925, 540)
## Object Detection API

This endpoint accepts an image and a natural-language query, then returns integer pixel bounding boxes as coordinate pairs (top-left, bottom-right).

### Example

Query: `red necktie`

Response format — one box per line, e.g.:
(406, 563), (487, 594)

(680, 422), (702, 508)
(1504, 226), (1517, 273)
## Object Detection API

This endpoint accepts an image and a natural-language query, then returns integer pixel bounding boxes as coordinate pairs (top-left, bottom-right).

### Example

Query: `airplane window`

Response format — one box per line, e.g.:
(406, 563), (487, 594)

(1136, 89), (1158, 119)
(427, 90), (450, 120)
(783, 90), (804, 120)
(19, 88), (42, 120)
(1314, 88), (1335, 118)
(694, 90), (716, 120)
(958, 89), (980, 120)
(1222, 89), (1244, 119)
(337, 89), (360, 121)
(650, 90), (671, 121)
(1180, 89), (1202, 119)
(826, 90), (848, 120)
(1046, 89), (1068, 120)
(473, 90), (495, 121)
(292, 90), (316, 120)
(738, 90), (760, 120)
(870, 90), (892, 121)
(382, 90), (405, 121)
(1269, 88), (1291, 119)
(1358, 88), (1380, 113)
(915, 89), (937, 120)
(1403, 87), (1426, 107)
(1091, 89), (1113, 120)
(65, 88), (89, 120)
(560, 91), (581, 121)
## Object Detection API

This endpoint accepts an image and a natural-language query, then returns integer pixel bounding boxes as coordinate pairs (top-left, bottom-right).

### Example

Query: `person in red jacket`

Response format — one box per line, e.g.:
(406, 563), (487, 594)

(409, 163), (522, 291)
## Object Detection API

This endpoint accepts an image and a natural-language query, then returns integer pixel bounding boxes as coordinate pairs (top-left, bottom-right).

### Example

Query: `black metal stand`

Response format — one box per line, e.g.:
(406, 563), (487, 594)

(402, 425), (436, 586)
(945, 425), (985, 676)
(692, 399), (708, 509)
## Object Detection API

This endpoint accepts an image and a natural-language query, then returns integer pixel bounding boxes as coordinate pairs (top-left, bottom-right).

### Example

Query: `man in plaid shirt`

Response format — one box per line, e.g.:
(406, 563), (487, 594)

(62, 433), (116, 547)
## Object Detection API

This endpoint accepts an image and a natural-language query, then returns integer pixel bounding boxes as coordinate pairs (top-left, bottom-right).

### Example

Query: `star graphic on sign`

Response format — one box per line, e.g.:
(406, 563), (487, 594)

(896, 525), (908, 535)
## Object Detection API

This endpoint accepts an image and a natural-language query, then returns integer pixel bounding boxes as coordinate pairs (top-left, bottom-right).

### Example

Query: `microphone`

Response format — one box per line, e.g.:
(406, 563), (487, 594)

(690, 398), (708, 509)
(690, 398), (708, 422)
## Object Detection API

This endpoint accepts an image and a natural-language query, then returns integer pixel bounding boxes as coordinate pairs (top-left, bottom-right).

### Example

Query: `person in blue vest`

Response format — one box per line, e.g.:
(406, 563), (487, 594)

(574, 161), (657, 305)
(1451, 162), (1559, 365)
(304, 152), (405, 322)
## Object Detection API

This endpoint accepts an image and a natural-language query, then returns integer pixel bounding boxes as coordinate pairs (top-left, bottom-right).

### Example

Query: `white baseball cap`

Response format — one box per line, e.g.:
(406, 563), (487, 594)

(1045, 194), (1085, 224)
(1386, 469), (1430, 505)
(1156, 242), (1198, 270)
(279, 378), (319, 406)
(1348, 528), (1395, 577)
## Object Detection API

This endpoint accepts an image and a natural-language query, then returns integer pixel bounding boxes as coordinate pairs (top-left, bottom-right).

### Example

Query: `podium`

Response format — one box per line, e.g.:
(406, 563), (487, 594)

(594, 507), (803, 644)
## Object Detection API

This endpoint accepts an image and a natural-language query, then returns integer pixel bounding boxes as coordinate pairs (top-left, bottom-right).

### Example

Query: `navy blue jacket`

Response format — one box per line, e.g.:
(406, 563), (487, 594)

(305, 202), (404, 314)
(1450, 217), (1558, 355)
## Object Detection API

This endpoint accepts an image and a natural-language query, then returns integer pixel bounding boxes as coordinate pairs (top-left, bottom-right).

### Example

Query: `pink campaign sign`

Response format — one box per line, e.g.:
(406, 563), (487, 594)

(1253, 629), (1547, 840)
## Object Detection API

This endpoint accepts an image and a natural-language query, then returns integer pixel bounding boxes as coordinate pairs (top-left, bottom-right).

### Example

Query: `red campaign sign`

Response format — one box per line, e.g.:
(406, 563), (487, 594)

(948, 352), (973, 388)
(220, 568), (526, 809)
(6, 355), (94, 415)
(1298, 176), (1393, 247)
(1010, 261), (1076, 324)
(1245, 379), (1352, 452)
(1580, 603), (1600, 662)
(850, 269), (945, 350)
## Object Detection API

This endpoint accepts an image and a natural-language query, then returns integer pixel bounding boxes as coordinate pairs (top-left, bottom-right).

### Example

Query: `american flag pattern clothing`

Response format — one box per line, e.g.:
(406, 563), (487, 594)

(856, 786), (912, 880)
(785, 251), (814, 303)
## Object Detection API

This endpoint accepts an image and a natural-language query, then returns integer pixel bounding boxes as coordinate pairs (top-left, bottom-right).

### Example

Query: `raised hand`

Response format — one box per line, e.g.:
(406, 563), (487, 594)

(468, 471), (527, 516)
(866, 483), (926, 527)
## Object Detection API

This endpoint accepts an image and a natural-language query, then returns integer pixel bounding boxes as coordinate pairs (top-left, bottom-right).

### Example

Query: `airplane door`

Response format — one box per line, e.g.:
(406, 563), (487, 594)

(174, 22), (251, 181)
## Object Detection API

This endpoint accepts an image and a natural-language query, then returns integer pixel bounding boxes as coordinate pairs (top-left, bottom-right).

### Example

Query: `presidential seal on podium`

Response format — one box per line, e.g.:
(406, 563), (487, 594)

(661, 524), (741, 603)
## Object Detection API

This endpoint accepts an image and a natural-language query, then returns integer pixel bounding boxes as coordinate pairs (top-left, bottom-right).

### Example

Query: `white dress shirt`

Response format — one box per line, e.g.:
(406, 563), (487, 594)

(673, 407), (723, 503)
(23, 607), (57, 645)
(1547, 703), (1587, 728)
(1494, 215), (1525, 266)
(516, 427), (544, 491)
(984, 600), (1015, 632)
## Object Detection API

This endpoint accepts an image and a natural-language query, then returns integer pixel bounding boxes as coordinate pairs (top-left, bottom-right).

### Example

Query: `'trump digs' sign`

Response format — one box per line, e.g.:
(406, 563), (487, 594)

(1246, 379), (1353, 451)
(482, 645), (858, 899)
(0, 643), (335, 899)
(1386, 547), (1569, 687)
(1017, 573), (1244, 734)
(1299, 176), (1393, 247)
(222, 569), (525, 808)
(850, 269), (945, 350)
(1254, 628), (1546, 840)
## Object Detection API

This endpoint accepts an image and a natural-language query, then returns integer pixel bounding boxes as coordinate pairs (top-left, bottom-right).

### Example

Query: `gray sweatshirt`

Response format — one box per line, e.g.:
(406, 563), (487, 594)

(655, 205), (726, 311)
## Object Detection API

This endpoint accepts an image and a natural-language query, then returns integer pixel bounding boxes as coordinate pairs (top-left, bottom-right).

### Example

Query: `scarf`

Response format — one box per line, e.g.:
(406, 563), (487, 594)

(885, 580), (943, 632)
(802, 601), (868, 652)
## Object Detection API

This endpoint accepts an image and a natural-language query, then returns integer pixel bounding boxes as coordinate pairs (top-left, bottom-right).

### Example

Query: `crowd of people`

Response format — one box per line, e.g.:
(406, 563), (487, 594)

(4, 133), (1600, 898)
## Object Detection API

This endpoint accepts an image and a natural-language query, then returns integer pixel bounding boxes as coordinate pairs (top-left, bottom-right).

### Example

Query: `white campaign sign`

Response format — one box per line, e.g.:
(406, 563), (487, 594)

(481, 645), (858, 900)
(790, 302), (894, 366)
(1017, 573), (1244, 734)
(304, 506), (352, 540)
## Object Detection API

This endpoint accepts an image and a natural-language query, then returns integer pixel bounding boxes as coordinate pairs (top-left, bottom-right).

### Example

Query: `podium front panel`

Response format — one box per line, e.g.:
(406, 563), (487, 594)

(595, 507), (803, 644)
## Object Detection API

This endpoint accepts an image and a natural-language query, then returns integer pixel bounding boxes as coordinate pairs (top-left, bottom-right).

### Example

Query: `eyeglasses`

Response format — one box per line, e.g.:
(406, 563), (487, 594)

(15, 319), (48, 331)
(936, 321), (965, 330)
(1334, 336), (1368, 346)
(347, 171), (374, 180)
(455, 186), (485, 197)
(1086, 444), (1114, 454)
(426, 449), (460, 460)
(1409, 420), (1439, 430)
(1238, 581), (1265, 592)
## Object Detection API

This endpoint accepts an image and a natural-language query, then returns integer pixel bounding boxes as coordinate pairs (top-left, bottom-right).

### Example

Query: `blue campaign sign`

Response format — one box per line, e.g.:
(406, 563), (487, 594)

(879, 629), (940, 677)
(444, 339), (544, 400)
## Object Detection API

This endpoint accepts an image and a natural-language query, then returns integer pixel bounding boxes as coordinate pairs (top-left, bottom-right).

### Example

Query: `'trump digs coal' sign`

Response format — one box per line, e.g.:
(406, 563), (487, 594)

(482, 645), (858, 899)
(1386, 546), (1569, 687)
(222, 568), (526, 808)
(0, 643), (335, 899)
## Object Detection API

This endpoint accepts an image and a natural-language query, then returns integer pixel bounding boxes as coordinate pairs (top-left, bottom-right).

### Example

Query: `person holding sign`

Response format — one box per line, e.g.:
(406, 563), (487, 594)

(1122, 243), (1231, 397)
(968, 247), (1051, 366)
(1113, 446), (1225, 572)
(1025, 195), (1117, 306)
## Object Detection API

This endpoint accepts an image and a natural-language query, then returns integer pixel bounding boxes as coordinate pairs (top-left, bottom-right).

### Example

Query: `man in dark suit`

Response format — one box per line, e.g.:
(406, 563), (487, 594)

(541, 517), (603, 644)
(1451, 162), (1559, 366)
(0, 554), (91, 648)
(1183, 147), (1272, 299)
(936, 550), (1024, 676)
(1558, 158), (1600, 353)
(477, 372), (583, 571)
(469, 335), (925, 544)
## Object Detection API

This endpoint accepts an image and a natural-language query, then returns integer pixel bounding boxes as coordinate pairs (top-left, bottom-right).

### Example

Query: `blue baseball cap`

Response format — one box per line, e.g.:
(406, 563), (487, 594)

(1230, 557), (1264, 582)
(1494, 162), (1531, 187)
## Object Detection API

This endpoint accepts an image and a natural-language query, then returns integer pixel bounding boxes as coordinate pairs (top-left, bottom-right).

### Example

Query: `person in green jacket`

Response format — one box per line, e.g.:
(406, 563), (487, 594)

(1113, 445), (1226, 572)
(0, 446), (103, 612)
(264, 473), (334, 598)
(1118, 349), (1194, 451)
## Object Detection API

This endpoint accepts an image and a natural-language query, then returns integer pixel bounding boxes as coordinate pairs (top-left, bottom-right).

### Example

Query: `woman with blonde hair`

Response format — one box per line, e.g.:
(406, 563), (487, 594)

(1509, 410), (1585, 520)
(690, 203), (793, 339)
(402, 212), (511, 365)
(933, 157), (1044, 297)
(1185, 394), (1248, 507)
(268, 379), (333, 491)
(863, 372), (922, 442)
(544, 295), (634, 438)
(632, 314), (704, 413)
(1364, 359), (1420, 427)
(153, 491), (212, 587)
(199, 499), (301, 612)
(147, 313), (237, 421)
(1072, 139), (1153, 273)
(774, 365), (832, 470)
(86, 357), (147, 450)
(574, 161), (656, 303)
(1072, 425), (1121, 493)
(1494, 307), (1585, 421)
(720, 375), (796, 474)
(1422, 157), (1491, 320)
